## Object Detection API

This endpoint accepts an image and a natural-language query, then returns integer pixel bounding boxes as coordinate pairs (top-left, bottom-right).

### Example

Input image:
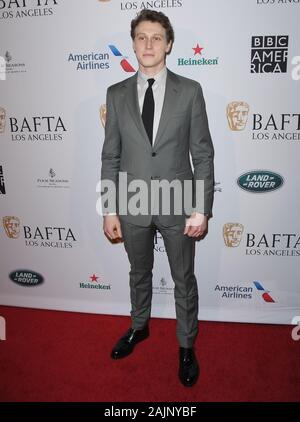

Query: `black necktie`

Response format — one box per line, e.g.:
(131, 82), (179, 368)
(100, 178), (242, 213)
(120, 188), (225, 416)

(142, 78), (155, 145)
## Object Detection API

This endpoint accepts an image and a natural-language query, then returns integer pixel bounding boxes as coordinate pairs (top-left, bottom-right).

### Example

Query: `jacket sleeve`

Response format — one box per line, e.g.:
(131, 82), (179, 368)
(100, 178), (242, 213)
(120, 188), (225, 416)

(189, 83), (214, 216)
(100, 86), (121, 214)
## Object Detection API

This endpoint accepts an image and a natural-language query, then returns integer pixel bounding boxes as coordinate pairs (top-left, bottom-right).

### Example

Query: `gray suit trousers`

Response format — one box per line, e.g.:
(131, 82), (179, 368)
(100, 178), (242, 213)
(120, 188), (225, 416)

(120, 216), (199, 348)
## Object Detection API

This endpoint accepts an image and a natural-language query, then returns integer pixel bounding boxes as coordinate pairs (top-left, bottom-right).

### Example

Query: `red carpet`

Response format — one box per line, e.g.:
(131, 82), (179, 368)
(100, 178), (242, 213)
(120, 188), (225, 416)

(0, 305), (299, 402)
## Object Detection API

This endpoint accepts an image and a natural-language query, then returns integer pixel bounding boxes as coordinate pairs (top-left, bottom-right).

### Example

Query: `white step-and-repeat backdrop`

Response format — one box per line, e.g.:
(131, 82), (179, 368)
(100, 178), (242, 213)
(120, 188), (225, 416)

(1, 0), (299, 324)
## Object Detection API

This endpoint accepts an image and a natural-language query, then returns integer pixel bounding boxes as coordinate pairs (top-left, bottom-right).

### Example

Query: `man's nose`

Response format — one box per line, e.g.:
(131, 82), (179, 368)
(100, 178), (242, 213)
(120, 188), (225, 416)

(146, 38), (153, 49)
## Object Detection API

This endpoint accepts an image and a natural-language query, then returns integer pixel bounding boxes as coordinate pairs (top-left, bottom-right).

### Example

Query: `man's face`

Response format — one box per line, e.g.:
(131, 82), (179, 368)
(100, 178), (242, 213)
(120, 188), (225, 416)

(133, 20), (172, 73)
(0, 109), (5, 133)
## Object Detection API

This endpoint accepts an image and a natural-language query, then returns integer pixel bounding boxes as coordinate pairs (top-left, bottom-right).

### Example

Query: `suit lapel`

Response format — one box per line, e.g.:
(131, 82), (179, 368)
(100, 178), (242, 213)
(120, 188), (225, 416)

(153, 69), (180, 148)
(125, 73), (152, 150)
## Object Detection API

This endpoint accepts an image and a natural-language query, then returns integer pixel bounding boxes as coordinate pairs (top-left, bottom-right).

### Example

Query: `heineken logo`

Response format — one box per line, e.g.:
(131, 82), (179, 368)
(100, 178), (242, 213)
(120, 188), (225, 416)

(237, 170), (284, 193)
(9, 270), (44, 287)
(178, 43), (219, 67)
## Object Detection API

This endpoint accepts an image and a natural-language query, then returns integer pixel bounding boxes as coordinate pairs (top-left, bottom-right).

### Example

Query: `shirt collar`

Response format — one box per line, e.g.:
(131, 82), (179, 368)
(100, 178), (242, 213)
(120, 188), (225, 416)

(138, 66), (167, 87)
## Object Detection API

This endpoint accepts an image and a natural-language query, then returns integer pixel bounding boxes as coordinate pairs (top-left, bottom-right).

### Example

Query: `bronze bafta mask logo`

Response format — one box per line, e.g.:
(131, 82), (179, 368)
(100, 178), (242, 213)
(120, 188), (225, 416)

(3, 216), (21, 239)
(99, 104), (107, 128)
(223, 223), (244, 247)
(0, 107), (6, 134)
(227, 101), (249, 131)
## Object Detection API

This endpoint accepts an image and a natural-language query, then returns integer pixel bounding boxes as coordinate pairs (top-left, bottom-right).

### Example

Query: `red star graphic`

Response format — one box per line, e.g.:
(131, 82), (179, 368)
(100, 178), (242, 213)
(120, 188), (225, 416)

(90, 274), (99, 282)
(192, 43), (204, 55)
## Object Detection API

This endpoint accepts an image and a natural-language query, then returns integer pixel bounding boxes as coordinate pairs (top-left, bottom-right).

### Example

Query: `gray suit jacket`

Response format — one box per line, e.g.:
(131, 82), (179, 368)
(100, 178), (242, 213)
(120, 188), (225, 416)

(101, 69), (214, 227)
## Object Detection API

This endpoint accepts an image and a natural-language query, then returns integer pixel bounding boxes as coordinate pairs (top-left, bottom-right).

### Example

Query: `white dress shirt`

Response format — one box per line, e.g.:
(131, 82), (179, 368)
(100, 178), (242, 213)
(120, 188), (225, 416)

(137, 66), (167, 145)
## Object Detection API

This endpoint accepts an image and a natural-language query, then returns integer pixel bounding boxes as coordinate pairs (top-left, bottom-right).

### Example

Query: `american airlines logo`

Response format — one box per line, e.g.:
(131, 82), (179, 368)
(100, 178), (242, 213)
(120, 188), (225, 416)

(253, 281), (275, 303)
(108, 45), (135, 72)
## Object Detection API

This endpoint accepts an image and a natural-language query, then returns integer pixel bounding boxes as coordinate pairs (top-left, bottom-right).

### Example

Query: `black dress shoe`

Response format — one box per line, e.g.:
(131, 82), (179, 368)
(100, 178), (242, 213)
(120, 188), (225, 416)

(111, 325), (149, 359)
(178, 347), (199, 387)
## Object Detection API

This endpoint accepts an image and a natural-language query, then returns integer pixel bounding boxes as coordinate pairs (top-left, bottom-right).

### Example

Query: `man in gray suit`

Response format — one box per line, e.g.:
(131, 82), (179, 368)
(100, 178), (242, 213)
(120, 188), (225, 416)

(101, 9), (214, 387)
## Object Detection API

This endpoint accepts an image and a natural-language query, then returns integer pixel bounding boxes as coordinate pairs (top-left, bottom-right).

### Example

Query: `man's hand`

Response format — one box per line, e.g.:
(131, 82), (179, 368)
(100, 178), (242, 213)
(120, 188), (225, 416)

(184, 212), (208, 238)
(103, 215), (123, 241)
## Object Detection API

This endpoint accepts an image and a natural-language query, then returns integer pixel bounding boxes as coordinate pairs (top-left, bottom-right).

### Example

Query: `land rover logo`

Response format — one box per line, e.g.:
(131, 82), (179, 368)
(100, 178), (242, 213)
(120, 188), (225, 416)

(237, 171), (284, 193)
(9, 270), (44, 287)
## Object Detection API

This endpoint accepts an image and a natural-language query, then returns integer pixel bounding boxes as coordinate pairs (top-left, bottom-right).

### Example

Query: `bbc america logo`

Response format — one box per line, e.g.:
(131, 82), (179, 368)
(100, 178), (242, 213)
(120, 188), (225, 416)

(251, 35), (289, 73)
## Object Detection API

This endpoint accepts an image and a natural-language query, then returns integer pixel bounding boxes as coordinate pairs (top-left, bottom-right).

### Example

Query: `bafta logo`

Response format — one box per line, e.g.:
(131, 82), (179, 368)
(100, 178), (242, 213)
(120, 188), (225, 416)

(227, 101), (249, 131)
(223, 223), (244, 247)
(3, 216), (21, 239)
(99, 104), (107, 128)
(0, 107), (6, 134)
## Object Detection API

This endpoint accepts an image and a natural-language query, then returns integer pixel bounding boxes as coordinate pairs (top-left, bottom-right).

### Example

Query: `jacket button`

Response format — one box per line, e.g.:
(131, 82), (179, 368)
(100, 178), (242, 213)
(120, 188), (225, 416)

(152, 152), (156, 157)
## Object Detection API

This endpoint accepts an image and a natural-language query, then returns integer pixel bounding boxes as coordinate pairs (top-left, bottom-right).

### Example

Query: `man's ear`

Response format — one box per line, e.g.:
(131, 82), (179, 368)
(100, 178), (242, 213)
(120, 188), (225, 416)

(166, 41), (173, 54)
